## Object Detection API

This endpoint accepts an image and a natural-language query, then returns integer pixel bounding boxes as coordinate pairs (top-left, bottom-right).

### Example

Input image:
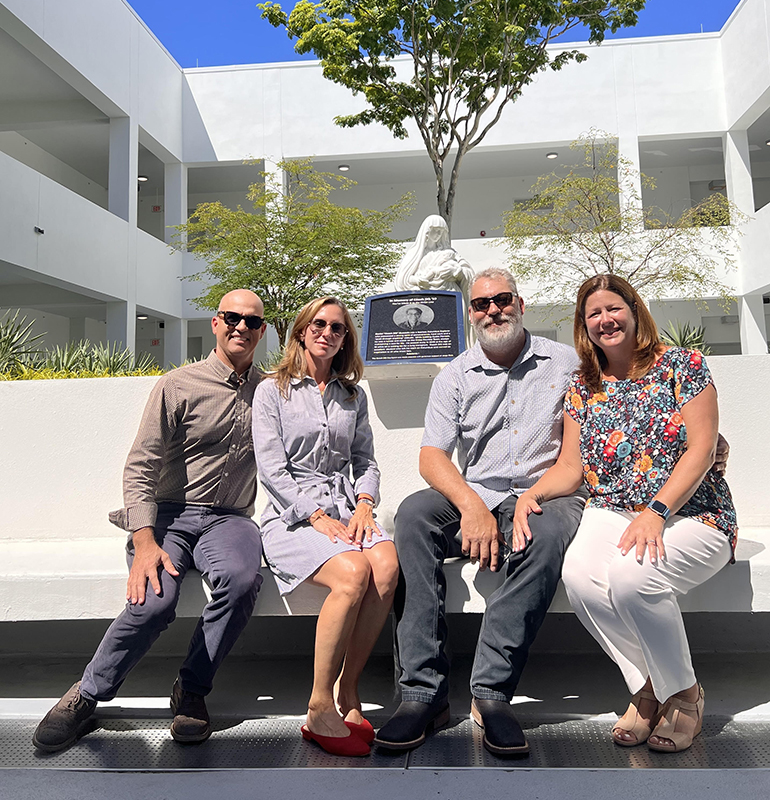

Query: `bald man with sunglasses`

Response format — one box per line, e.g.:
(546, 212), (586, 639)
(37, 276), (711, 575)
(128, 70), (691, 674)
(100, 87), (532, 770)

(34, 290), (268, 753)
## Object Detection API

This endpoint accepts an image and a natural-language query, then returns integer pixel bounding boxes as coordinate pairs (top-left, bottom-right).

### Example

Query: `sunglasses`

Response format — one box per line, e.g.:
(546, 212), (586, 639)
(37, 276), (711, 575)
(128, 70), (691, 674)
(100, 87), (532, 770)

(308, 318), (347, 337)
(217, 310), (264, 329)
(469, 292), (516, 313)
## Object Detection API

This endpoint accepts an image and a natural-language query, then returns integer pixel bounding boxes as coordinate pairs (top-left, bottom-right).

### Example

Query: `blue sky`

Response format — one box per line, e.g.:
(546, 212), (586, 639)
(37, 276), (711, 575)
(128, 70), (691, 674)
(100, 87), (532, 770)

(126, 0), (743, 69)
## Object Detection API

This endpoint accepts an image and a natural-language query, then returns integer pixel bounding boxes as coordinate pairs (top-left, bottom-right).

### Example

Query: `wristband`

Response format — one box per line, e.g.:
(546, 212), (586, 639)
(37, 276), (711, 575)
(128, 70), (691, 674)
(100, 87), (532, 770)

(646, 499), (670, 521)
(357, 497), (374, 507)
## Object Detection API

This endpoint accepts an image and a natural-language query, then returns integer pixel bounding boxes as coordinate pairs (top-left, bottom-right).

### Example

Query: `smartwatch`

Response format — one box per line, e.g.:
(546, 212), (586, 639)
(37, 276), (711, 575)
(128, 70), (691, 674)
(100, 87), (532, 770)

(646, 499), (670, 521)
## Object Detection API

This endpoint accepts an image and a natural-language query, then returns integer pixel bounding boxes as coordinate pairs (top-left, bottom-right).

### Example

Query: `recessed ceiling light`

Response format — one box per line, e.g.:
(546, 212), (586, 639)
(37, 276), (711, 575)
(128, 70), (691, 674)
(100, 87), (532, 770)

(137, 315), (148, 320)
(138, 175), (149, 182)
(765, 140), (770, 146)
(546, 152), (558, 159)
(338, 164), (350, 172)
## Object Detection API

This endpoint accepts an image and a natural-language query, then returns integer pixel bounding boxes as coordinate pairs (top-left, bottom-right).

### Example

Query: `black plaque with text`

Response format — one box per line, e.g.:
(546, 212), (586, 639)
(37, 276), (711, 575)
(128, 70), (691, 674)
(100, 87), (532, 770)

(361, 291), (465, 365)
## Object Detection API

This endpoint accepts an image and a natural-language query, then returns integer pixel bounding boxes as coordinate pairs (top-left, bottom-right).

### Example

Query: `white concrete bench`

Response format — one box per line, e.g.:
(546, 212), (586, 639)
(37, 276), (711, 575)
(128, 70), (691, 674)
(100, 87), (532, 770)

(0, 528), (768, 621)
(0, 355), (768, 622)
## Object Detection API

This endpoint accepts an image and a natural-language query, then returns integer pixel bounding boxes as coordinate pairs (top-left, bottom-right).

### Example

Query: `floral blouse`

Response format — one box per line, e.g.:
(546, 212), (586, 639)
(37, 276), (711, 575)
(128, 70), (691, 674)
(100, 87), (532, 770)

(563, 348), (737, 550)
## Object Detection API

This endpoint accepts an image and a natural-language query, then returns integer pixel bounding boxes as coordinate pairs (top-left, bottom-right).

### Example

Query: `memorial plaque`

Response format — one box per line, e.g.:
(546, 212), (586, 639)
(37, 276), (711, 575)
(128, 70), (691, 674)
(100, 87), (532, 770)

(361, 290), (465, 365)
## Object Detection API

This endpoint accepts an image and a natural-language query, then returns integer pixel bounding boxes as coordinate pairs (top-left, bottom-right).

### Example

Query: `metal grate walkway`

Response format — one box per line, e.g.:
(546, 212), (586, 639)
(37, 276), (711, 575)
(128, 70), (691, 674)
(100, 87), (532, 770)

(3, 715), (769, 771)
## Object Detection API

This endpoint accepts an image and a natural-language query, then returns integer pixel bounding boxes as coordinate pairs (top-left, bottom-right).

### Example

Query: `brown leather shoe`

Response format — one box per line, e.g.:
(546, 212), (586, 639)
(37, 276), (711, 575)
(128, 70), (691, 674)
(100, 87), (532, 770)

(32, 681), (97, 752)
(170, 679), (211, 743)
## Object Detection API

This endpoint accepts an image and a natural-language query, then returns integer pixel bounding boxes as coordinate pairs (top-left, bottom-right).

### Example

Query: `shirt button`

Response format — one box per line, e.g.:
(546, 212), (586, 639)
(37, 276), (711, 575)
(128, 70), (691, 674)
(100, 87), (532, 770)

(514, 483), (519, 489)
(224, 472), (229, 477)
(510, 400), (515, 405)
(513, 429), (518, 435)
(514, 460), (519, 466)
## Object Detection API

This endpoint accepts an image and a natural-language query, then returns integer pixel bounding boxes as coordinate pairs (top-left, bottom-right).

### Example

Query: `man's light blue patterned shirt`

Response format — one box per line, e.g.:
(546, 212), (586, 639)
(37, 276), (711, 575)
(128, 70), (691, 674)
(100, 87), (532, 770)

(421, 332), (580, 510)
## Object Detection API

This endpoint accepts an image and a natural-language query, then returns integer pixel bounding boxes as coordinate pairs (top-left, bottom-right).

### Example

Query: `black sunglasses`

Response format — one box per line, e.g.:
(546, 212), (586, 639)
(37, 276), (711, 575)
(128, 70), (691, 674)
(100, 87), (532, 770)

(217, 310), (264, 329)
(308, 318), (347, 337)
(469, 292), (516, 313)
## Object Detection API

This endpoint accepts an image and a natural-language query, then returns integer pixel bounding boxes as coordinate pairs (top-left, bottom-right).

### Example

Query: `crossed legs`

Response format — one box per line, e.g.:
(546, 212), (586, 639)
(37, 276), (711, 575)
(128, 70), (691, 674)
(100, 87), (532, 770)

(306, 541), (399, 737)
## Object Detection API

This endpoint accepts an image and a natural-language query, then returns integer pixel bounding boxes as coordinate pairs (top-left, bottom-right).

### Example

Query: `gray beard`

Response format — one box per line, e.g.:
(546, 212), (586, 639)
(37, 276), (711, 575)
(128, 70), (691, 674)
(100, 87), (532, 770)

(473, 312), (522, 353)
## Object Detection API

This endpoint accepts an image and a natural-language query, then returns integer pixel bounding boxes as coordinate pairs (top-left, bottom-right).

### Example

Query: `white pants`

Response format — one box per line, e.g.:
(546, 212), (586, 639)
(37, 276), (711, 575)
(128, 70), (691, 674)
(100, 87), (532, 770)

(562, 506), (731, 702)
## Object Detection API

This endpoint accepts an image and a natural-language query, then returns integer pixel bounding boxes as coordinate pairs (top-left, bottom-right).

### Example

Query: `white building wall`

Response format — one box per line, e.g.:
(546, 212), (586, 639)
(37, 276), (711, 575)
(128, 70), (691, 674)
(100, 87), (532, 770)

(2, 0), (770, 353)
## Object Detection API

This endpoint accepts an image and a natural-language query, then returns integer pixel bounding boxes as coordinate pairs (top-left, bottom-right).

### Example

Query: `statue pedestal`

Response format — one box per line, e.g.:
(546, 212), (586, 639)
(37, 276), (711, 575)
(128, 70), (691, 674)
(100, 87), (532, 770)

(363, 362), (444, 381)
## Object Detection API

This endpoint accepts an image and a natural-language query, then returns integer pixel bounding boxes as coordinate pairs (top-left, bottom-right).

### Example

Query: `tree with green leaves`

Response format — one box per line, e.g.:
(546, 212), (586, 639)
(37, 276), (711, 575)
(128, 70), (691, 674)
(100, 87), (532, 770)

(259, 0), (645, 234)
(177, 159), (413, 346)
(502, 131), (743, 309)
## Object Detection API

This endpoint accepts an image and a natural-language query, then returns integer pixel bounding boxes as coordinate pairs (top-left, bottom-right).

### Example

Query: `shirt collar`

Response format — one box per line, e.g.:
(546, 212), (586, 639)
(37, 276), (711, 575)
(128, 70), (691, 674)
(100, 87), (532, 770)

(463, 330), (551, 373)
(289, 373), (341, 388)
(207, 349), (256, 385)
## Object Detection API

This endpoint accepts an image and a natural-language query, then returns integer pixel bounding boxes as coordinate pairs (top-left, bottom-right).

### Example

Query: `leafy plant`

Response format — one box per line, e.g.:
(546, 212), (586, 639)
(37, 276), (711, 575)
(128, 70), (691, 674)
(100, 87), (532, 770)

(259, 0), (645, 233)
(177, 158), (412, 346)
(503, 130), (745, 311)
(661, 321), (711, 355)
(0, 311), (45, 374)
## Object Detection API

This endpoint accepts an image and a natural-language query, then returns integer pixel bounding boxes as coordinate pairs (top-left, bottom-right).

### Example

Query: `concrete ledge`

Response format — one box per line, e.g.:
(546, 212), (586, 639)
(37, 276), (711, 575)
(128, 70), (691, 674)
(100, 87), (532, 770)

(0, 527), (766, 621)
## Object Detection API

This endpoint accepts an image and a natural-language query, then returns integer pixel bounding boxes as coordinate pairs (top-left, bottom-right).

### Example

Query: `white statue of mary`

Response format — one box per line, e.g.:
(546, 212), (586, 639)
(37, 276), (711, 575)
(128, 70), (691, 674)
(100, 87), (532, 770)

(394, 215), (475, 347)
(394, 215), (475, 296)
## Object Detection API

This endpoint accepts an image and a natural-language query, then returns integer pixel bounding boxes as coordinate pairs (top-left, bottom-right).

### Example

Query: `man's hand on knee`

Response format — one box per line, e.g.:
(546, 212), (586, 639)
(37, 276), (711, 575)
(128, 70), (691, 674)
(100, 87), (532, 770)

(460, 500), (504, 572)
(127, 527), (180, 605)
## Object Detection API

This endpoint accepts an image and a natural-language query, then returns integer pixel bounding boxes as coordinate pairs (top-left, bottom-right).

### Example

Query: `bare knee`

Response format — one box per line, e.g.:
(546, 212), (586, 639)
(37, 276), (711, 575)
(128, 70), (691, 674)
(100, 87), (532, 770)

(326, 554), (372, 604)
(368, 543), (399, 599)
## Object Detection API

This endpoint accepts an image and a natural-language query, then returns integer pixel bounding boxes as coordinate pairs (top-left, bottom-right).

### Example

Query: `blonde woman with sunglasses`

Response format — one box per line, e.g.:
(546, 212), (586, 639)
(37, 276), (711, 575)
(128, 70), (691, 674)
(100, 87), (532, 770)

(253, 297), (398, 757)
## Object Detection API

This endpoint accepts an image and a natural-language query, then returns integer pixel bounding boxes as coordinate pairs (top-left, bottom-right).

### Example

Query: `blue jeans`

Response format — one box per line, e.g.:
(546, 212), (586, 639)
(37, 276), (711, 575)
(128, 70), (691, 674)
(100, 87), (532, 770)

(81, 503), (262, 700)
(393, 488), (585, 704)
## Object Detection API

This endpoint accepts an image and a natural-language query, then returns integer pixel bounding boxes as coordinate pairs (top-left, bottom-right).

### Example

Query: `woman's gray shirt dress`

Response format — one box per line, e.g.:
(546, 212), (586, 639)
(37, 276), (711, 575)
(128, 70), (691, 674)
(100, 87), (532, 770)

(253, 375), (392, 594)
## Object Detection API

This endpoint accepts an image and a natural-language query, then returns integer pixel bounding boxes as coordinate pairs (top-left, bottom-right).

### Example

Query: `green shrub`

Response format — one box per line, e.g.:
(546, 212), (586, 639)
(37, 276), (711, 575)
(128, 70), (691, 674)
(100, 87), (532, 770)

(0, 312), (45, 374)
(661, 321), (711, 355)
(0, 312), (164, 379)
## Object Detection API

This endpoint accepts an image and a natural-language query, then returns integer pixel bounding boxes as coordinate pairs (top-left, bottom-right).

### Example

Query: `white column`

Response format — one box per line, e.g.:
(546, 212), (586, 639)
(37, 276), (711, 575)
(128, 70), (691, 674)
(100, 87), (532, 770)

(263, 160), (286, 202)
(724, 130), (763, 353)
(108, 117), (139, 225)
(617, 133), (644, 224)
(739, 294), (768, 354)
(723, 130), (754, 213)
(163, 317), (188, 368)
(613, 47), (643, 228)
(106, 300), (136, 354)
(164, 161), (188, 245)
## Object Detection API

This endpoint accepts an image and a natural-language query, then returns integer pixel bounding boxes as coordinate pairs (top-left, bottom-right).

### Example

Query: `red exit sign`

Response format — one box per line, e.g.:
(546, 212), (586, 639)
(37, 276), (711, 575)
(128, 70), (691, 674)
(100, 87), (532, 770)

(151, 339), (160, 346)
(152, 205), (162, 213)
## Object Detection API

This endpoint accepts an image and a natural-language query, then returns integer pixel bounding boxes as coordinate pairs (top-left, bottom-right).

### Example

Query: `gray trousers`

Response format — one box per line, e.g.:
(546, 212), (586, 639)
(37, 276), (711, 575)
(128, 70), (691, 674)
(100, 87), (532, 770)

(393, 488), (586, 704)
(81, 503), (262, 701)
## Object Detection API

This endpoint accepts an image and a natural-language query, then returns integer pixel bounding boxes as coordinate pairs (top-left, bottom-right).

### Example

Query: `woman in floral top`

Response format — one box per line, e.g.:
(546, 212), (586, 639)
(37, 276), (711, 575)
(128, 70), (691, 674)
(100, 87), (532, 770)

(513, 274), (736, 754)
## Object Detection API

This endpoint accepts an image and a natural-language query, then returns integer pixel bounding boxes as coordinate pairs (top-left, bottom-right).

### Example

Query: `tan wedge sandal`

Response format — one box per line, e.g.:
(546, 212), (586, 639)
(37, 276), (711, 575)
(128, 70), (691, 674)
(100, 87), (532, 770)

(612, 689), (660, 747)
(648, 684), (704, 753)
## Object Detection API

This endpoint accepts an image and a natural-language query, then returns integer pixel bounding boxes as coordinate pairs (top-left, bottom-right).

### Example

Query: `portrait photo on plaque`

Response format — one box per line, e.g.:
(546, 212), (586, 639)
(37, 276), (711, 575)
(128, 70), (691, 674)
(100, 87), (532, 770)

(361, 291), (465, 365)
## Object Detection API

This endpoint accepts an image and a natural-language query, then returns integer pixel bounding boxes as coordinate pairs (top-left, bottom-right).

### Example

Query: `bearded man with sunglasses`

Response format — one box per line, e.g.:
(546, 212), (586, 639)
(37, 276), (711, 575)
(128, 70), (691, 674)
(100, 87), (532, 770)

(34, 290), (268, 753)
(375, 268), (585, 757)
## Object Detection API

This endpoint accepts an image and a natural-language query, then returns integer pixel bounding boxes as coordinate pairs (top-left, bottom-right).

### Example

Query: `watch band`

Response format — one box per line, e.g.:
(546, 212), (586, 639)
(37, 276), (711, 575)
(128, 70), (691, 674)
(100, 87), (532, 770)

(646, 499), (670, 521)
(357, 497), (374, 507)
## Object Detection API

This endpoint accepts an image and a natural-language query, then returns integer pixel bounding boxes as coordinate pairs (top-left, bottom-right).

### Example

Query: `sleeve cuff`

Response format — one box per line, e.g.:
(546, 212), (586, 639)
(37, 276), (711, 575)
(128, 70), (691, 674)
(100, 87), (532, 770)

(110, 503), (158, 532)
(354, 476), (380, 506)
(279, 495), (322, 527)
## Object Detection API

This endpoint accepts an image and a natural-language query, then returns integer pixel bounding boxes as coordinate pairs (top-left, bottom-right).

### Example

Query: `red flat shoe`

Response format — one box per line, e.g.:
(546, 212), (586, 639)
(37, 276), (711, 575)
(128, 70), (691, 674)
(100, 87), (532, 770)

(301, 724), (371, 757)
(345, 718), (375, 744)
